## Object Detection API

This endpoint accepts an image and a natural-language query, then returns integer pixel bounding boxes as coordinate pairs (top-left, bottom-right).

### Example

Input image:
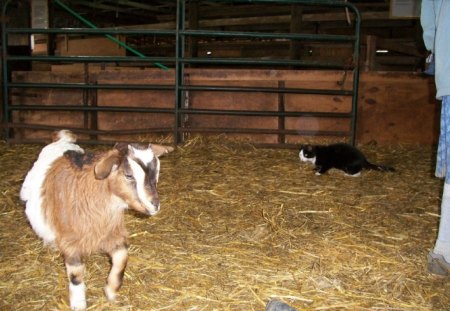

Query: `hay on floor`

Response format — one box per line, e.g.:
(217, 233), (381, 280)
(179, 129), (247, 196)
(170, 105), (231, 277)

(0, 136), (448, 311)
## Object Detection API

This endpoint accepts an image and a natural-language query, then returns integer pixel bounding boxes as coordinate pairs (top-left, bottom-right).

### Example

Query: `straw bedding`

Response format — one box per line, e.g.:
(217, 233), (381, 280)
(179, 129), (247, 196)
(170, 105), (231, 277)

(0, 136), (449, 311)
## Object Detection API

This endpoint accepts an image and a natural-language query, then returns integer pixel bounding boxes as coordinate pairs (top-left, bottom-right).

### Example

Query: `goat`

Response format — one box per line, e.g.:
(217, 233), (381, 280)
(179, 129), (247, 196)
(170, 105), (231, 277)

(21, 130), (173, 310)
(20, 130), (85, 243)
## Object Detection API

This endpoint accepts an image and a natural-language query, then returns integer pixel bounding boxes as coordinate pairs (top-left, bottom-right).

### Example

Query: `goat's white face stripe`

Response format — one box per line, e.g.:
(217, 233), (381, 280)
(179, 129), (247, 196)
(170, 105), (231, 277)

(156, 159), (160, 182)
(127, 147), (160, 215)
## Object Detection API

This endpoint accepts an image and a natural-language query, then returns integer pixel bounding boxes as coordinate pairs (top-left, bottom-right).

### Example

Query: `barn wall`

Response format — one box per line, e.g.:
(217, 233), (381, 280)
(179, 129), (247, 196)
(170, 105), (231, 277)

(10, 67), (438, 145)
(54, 36), (127, 57)
(358, 72), (438, 145)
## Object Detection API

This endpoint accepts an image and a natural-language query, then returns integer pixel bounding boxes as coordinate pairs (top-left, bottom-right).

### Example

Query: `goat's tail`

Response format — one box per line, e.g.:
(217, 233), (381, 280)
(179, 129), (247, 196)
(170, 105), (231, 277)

(365, 161), (395, 172)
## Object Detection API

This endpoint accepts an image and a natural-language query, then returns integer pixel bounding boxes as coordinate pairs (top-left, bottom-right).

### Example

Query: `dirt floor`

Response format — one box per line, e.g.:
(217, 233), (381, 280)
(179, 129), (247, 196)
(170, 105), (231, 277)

(0, 136), (449, 311)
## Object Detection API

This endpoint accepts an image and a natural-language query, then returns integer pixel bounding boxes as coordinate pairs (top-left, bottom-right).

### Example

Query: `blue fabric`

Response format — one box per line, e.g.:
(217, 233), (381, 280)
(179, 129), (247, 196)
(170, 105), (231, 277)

(424, 53), (435, 76)
(421, 1), (450, 99)
(436, 96), (450, 181)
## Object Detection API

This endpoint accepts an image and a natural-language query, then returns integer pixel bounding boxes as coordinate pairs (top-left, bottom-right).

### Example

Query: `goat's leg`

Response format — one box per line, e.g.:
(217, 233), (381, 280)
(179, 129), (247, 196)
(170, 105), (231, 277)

(64, 255), (87, 311)
(105, 246), (128, 301)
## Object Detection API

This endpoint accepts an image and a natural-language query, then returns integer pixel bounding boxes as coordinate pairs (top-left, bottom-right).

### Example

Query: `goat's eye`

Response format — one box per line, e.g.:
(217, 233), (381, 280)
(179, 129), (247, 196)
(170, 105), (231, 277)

(124, 174), (135, 181)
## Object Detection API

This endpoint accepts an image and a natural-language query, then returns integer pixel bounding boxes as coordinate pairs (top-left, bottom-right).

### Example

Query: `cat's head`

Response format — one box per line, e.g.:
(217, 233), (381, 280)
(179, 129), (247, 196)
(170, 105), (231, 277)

(299, 144), (316, 164)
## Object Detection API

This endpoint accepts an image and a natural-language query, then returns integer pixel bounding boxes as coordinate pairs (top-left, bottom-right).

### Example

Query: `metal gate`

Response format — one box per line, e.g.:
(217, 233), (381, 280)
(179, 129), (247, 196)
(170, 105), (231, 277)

(1, 0), (361, 147)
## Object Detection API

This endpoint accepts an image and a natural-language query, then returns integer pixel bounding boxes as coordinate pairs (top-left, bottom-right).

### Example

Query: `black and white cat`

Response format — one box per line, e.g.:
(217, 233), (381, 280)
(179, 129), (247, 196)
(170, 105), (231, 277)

(299, 143), (395, 176)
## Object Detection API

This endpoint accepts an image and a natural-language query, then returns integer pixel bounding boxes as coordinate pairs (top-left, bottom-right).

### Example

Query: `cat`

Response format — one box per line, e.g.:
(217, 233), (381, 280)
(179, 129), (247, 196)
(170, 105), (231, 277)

(299, 143), (395, 176)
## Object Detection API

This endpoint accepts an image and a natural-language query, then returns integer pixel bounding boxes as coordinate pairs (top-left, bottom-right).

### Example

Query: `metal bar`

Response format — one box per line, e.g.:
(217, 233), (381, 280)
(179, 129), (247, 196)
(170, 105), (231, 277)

(6, 105), (351, 118)
(6, 55), (175, 63)
(181, 29), (355, 42)
(175, 0), (185, 144)
(2, 124), (348, 147)
(6, 28), (176, 35)
(180, 57), (352, 69)
(7, 105), (174, 113)
(8, 54), (349, 69)
(8, 53), (351, 69)
(4, 122), (347, 137)
(181, 85), (353, 96)
(3, 123), (173, 135)
(7, 27), (354, 43)
(9, 82), (350, 95)
(177, 108), (352, 118)
(9, 82), (174, 90)
(1, 0), (13, 141)
(53, 0), (169, 70)
(177, 127), (350, 136)
(350, 6), (362, 146)
(207, 0), (356, 6)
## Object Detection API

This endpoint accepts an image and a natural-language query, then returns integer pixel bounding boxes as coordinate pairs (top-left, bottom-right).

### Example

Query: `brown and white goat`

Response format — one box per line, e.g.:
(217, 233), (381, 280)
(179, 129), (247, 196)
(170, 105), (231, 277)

(21, 130), (173, 310)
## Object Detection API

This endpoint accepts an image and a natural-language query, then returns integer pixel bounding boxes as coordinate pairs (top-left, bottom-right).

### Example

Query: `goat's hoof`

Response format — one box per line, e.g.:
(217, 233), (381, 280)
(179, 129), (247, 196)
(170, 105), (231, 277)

(69, 283), (86, 311)
(104, 286), (117, 301)
(70, 301), (87, 311)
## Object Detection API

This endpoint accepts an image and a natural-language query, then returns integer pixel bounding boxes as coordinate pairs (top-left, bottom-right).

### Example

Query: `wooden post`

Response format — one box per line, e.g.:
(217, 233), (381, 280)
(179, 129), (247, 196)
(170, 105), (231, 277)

(187, 1), (199, 58)
(278, 81), (286, 144)
(364, 35), (377, 72)
(289, 5), (303, 61)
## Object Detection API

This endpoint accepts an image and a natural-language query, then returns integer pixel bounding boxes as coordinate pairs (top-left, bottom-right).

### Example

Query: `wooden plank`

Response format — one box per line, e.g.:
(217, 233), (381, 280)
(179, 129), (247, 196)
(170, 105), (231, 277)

(54, 36), (126, 56)
(377, 38), (423, 57)
(10, 69), (438, 145)
(95, 71), (174, 141)
(10, 71), (89, 140)
(357, 72), (438, 145)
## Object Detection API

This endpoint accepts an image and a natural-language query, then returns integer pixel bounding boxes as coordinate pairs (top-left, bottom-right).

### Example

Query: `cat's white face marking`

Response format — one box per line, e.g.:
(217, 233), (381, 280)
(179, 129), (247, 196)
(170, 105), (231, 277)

(299, 149), (316, 165)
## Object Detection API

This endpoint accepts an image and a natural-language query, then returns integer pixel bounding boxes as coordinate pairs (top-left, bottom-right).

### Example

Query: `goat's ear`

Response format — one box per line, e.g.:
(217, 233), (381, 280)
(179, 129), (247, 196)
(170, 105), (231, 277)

(114, 142), (130, 156)
(150, 144), (174, 157)
(51, 130), (60, 142)
(94, 150), (121, 180)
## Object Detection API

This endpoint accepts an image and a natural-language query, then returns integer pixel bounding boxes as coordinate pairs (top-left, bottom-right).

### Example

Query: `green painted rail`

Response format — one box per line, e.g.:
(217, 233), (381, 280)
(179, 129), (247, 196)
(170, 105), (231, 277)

(1, 0), (361, 147)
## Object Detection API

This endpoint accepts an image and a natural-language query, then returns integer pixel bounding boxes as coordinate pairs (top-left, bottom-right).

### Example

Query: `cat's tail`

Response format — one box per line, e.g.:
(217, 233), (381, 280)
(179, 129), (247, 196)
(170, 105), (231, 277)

(365, 161), (395, 172)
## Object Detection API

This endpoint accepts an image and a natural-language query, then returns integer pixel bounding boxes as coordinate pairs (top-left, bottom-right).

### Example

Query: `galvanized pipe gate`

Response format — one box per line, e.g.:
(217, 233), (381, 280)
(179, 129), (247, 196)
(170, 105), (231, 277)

(1, 0), (361, 147)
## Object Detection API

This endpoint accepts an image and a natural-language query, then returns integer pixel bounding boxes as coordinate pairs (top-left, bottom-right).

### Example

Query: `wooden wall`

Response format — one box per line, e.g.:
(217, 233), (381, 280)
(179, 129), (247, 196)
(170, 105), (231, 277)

(358, 72), (438, 145)
(10, 66), (438, 146)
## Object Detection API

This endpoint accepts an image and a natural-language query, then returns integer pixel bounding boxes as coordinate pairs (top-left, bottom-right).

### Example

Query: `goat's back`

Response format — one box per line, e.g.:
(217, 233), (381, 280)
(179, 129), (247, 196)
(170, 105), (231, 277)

(42, 152), (127, 257)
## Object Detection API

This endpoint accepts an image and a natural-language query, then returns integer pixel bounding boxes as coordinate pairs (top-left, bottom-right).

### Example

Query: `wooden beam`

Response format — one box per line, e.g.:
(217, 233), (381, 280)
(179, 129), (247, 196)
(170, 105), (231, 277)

(289, 5), (303, 61)
(377, 55), (420, 65)
(73, 0), (133, 13)
(377, 38), (424, 57)
(111, 11), (392, 30)
(364, 35), (377, 71)
(102, 0), (168, 13)
(187, 1), (199, 58)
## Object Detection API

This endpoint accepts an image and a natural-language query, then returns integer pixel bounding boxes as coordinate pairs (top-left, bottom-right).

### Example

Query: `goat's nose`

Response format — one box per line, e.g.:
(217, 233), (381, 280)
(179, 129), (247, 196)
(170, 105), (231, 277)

(151, 198), (160, 210)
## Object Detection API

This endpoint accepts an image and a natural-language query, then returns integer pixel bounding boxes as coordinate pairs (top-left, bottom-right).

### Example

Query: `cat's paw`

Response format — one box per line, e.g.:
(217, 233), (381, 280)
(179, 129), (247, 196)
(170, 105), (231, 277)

(345, 172), (361, 177)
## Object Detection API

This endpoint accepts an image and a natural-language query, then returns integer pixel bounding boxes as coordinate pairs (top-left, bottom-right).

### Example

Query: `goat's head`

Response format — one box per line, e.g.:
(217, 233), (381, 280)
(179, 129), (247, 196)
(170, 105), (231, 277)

(94, 142), (174, 216)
